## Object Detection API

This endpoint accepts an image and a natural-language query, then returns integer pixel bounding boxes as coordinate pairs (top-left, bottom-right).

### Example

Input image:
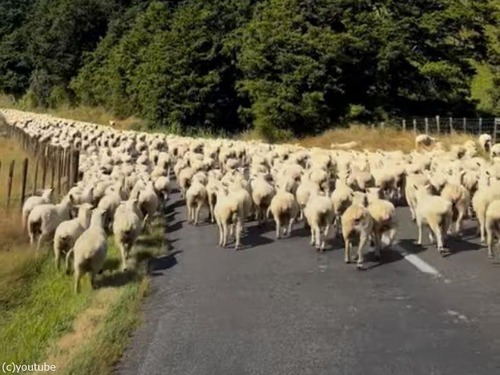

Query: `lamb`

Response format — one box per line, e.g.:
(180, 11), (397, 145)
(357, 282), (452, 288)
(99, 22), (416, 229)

(341, 201), (373, 269)
(22, 189), (54, 230)
(490, 143), (500, 158)
(53, 203), (93, 270)
(303, 192), (335, 251)
(366, 188), (397, 259)
(27, 194), (75, 251)
(267, 190), (299, 239)
(413, 183), (453, 254)
(113, 199), (148, 271)
(185, 180), (208, 225)
(65, 208), (108, 293)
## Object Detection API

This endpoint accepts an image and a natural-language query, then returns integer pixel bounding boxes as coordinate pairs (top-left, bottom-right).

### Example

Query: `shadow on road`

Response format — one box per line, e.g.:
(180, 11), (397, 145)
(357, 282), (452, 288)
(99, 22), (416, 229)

(150, 250), (182, 276)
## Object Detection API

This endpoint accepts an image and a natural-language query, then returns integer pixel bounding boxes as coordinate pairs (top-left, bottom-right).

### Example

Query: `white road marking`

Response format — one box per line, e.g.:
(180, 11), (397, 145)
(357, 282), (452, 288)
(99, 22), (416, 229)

(394, 244), (443, 278)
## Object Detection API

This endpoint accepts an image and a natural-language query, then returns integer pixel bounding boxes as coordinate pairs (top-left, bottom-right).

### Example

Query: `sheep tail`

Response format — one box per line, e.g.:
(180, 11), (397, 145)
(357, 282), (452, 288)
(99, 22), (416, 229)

(65, 248), (74, 275)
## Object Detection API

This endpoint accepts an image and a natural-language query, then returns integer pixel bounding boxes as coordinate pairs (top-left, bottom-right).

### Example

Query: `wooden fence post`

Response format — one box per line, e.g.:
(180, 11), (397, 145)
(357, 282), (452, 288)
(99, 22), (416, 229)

(402, 119), (406, 131)
(479, 118), (482, 135)
(32, 157), (39, 196)
(425, 118), (429, 133)
(20, 158), (28, 209)
(449, 117), (453, 133)
(6, 160), (15, 208)
(494, 120), (498, 144)
(413, 119), (417, 133)
(463, 117), (466, 133)
(436, 115), (440, 135)
(57, 148), (62, 196)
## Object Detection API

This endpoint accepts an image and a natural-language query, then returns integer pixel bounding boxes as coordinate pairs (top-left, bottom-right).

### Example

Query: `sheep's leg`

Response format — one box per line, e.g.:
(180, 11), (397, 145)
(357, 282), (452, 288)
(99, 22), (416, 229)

(276, 219), (281, 239)
(478, 211), (486, 243)
(373, 232), (381, 260)
(454, 208), (465, 234)
(416, 218), (423, 245)
(428, 229), (435, 244)
(90, 271), (98, 289)
(299, 208), (304, 221)
(221, 223), (228, 247)
(310, 226), (315, 246)
(435, 228), (444, 254)
(357, 233), (369, 270)
(119, 243), (128, 271)
(74, 269), (81, 294)
(315, 227), (322, 251)
(287, 218), (295, 237)
(486, 226), (495, 258)
(194, 203), (202, 226)
(234, 221), (242, 250)
(344, 238), (352, 263)
(217, 220), (223, 246)
(37, 232), (48, 251)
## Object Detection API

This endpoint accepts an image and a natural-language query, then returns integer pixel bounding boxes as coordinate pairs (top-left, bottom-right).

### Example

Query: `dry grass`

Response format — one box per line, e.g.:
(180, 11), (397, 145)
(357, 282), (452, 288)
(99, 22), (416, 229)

(298, 125), (478, 153)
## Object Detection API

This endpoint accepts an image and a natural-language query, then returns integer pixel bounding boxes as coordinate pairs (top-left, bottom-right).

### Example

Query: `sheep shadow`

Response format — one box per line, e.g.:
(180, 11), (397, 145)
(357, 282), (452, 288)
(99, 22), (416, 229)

(99, 269), (137, 288)
(165, 220), (184, 233)
(444, 236), (483, 257)
(165, 199), (185, 211)
(236, 224), (274, 250)
(149, 250), (182, 276)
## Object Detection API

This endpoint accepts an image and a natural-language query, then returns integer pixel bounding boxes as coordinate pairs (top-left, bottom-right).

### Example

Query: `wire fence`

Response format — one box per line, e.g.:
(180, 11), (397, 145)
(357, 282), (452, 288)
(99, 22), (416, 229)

(378, 116), (500, 142)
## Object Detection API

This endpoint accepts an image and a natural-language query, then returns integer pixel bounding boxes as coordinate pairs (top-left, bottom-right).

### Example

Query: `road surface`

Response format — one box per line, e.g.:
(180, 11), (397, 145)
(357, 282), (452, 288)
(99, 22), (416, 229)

(118, 190), (500, 375)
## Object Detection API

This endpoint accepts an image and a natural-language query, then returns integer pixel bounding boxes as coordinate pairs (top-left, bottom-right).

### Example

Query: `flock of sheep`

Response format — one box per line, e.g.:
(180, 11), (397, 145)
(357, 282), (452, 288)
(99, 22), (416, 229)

(2, 108), (500, 293)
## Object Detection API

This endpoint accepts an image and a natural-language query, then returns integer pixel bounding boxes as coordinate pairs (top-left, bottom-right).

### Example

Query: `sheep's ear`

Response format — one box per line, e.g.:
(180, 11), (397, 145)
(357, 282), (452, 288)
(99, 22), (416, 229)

(69, 194), (74, 203)
(413, 184), (418, 190)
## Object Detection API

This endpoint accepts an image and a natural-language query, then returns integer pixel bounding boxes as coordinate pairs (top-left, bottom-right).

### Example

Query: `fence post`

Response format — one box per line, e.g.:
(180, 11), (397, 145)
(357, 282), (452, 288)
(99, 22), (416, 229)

(463, 117), (466, 133)
(57, 148), (62, 196)
(6, 160), (15, 208)
(402, 119), (406, 131)
(20, 158), (28, 209)
(413, 119), (417, 133)
(32, 157), (39, 196)
(41, 156), (47, 189)
(478, 118), (482, 135)
(449, 117), (453, 133)
(494, 120), (498, 144)
(436, 115), (440, 135)
(72, 150), (80, 185)
(425, 117), (429, 133)
(380, 122), (385, 130)
(65, 148), (71, 193)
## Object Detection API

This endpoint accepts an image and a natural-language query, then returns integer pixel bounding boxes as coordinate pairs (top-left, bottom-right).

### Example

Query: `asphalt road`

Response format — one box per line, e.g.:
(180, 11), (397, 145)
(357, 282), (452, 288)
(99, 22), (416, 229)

(117, 190), (500, 375)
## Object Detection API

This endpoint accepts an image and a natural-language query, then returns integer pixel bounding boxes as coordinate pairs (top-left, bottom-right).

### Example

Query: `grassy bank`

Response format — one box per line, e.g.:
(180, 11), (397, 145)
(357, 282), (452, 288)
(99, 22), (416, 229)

(0, 217), (166, 373)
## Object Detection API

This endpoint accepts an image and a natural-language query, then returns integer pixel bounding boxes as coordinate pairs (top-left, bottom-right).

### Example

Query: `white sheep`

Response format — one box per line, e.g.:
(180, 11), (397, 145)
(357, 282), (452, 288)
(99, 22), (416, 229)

(303, 192), (335, 251)
(472, 181), (500, 243)
(413, 183), (453, 254)
(213, 187), (243, 249)
(113, 199), (147, 271)
(478, 134), (492, 153)
(250, 177), (276, 225)
(366, 188), (397, 259)
(53, 203), (93, 269)
(267, 190), (299, 239)
(341, 201), (373, 269)
(415, 134), (437, 149)
(22, 188), (54, 230)
(138, 181), (159, 230)
(65, 208), (108, 293)
(27, 194), (75, 251)
(185, 180), (208, 225)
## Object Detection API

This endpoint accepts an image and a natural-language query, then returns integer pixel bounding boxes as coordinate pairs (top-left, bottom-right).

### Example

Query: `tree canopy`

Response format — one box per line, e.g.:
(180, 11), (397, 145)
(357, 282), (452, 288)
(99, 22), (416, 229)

(0, 0), (498, 135)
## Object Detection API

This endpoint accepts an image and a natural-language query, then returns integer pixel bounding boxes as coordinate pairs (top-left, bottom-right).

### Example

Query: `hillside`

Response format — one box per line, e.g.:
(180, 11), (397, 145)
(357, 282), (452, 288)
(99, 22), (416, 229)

(0, 0), (498, 138)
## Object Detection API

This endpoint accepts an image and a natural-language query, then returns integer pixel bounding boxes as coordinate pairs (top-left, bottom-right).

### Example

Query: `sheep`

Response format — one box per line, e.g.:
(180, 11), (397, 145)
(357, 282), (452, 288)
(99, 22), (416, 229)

(113, 199), (148, 271)
(472, 182), (500, 243)
(267, 190), (299, 239)
(213, 187), (243, 249)
(22, 188), (54, 230)
(490, 143), (500, 159)
(53, 203), (93, 270)
(138, 181), (160, 230)
(440, 181), (470, 234)
(478, 134), (492, 153)
(405, 173), (429, 221)
(185, 180), (208, 225)
(341, 201), (373, 270)
(27, 194), (75, 251)
(303, 192), (335, 251)
(250, 176), (276, 225)
(415, 134), (437, 150)
(65, 208), (108, 293)
(413, 183), (453, 254)
(366, 188), (397, 259)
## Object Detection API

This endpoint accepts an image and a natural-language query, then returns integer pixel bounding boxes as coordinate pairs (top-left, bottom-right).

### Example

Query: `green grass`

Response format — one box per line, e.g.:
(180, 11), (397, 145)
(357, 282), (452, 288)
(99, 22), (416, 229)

(0, 216), (167, 372)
